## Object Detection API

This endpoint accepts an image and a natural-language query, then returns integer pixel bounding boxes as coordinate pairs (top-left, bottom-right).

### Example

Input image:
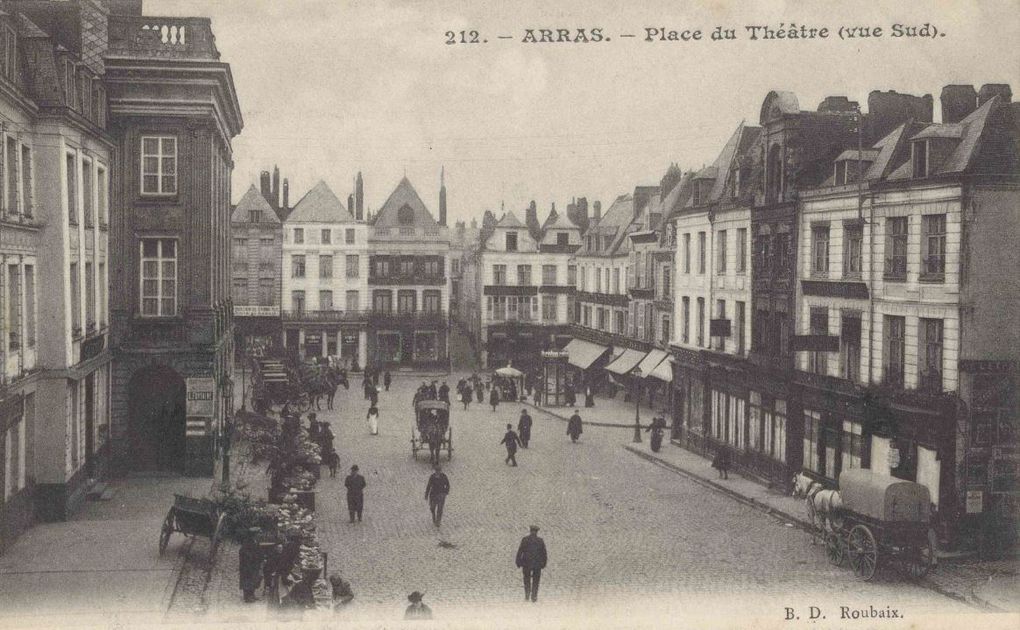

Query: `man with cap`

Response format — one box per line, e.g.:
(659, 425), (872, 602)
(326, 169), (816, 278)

(424, 463), (451, 527)
(499, 424), (522, 466)
(238, 527), (264, 603)
(345, 464), (367, 522)
(404, 591), (432, 619)
(517, 409), (533, 449)
(515, 525), (548, 602)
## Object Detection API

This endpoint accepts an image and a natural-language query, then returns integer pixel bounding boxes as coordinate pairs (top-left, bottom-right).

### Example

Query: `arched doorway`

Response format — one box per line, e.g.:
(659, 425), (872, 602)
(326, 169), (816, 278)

(127, 365), (186, 472)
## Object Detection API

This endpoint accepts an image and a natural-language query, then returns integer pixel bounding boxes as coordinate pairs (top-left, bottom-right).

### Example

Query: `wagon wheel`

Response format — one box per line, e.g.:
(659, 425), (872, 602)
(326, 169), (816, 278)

(158, 509), (175, 556)
(209, 512), (227, 562)
(446, 426), (453, 461)
(825, 531), (845, 567)
(899, 536), (935, 579)
(847, 524), (878, 581)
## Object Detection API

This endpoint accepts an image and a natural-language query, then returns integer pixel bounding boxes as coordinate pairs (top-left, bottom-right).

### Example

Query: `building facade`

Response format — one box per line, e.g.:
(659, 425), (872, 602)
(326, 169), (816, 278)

(231, 184), (281, 358)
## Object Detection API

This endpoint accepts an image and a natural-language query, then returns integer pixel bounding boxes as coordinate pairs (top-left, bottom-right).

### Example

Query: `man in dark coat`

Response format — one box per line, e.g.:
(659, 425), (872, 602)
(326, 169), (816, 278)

(565, 382), (576, 407)
(515, 525), (548, 602)
(238, 528), (263, 603)
(339, 367), (349, 389)
(345, 465), (367, 522)
(383, 370), (392, 391)
(500, 424), (522, 466)
(369, 384), (379, 407)
(438, 382), (450, 403)
(489, 386), (500, 412)
(517, 409), (533, 448)
(424, 463), (451, 527)
(584, 385), (594, 408)
(567, 410), (583, 443)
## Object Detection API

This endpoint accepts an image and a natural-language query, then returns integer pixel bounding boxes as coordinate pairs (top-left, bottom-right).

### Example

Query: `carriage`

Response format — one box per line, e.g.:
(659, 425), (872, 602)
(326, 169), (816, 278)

(821, 469), (935, 581)
(412, 400), (453, 463)
(158, 494), (227, 561)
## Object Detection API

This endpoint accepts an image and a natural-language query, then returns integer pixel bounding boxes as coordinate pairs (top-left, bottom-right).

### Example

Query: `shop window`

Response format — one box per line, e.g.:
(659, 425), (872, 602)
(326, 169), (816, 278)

(803, 409), (822, 474)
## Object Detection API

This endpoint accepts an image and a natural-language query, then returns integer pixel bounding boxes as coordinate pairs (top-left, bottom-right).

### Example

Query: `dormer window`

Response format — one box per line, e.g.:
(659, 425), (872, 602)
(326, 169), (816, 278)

(2, 26), (17, 79)
(556, 232), (569, 245)
(250, 210), (262, 223)
(398, 204), (415, 225)
(913, 140), (929, 178)
(505, 231), (518, 251)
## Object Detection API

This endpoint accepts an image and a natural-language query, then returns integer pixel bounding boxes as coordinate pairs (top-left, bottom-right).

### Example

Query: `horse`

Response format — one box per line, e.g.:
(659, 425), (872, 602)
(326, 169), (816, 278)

(792, 472), (843, 544)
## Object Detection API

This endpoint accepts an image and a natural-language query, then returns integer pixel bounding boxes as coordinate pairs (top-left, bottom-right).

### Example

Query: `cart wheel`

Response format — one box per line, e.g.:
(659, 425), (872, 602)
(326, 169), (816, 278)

(158, 509), (174, 556)
(900, 536), (935, 579)
(825, 531), (845, 567)
(210, 512), (227, 561)
(847, 524), (877, 581)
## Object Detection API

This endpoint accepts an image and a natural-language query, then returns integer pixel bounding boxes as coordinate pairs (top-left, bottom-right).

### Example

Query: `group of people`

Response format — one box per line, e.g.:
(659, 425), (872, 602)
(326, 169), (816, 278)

(498, 408), (585, 466)
(413, 380), (450, 406)
(306, 413), (339, 476)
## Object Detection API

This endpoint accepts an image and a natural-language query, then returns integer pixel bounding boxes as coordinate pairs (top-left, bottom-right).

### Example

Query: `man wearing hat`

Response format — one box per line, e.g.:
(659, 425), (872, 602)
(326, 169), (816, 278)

(424, 463), (451, 527)
(515, 525), (548, 603)
(404, 591), (432, 619)
(345, 464), (367, 522)
(238, 527), (264, 603)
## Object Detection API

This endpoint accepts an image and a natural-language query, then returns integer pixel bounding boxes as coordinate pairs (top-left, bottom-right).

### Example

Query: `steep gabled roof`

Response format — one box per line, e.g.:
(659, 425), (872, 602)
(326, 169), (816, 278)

(495, 210), (525, 228)
(286, 181), (354, 223)
(231, 184), (279, 223)
(372, 177), (437, 227)
(577, 194), (636, 256)
(542, 208), (582, 231)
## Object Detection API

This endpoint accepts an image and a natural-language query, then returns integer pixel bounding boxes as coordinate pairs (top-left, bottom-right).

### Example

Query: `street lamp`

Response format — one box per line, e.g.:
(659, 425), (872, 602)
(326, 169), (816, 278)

(631, 366), (643, 443)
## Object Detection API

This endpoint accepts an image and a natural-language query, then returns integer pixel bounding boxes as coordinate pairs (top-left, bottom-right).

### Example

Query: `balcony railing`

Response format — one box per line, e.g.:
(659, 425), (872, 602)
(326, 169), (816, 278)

(369, 274), (446, 286)
(107, 16), (221, 61)
(371, 226), (449, 241)
(282, 309), (449, 327)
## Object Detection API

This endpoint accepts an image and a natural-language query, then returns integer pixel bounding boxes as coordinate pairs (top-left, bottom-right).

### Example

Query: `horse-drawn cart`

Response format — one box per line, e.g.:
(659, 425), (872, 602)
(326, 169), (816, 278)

(821, 469), (935, 581)
(412, 400), (452, 463)
(158, 494), (226, 560)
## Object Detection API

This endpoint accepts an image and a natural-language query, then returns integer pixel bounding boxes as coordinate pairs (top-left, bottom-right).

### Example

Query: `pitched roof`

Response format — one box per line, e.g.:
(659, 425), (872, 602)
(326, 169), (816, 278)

(286, 181), (354, 223)
(542, 208), (581, 231)
(372, 177), (437, 227)
(577, 194), (636, 256)
(495, 210), (524, 228)
(231, 184), (279, 223)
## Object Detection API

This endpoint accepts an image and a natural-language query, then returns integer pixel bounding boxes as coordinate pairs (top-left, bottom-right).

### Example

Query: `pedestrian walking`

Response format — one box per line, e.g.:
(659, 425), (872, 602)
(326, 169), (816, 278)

(345, 465), (367, 522)
(367, 404), (380, 436)
(262, 542), (282, 604)
(584, 385), (594, 408)
(384, 370), (392, 391)
(238, 527), (263, 603)
(327, 376), (340, 410)
(363, 376), (372, 400)
(438, 381), (450, 403)
(424, 463), (450, 527)
(518, 409), (533, 448)
(369, 384), (379, 407)
(339, 367), (349, 390)
(712, 445), (731, 479)
(565, 382), (576, 407)
(460, 386), (471, 410)
(567, 410), (583, 443)
(475, 381), (484, 405)
(500, 424), (522, 466)
(404, 591), (433, 620)
(489, 386), (500, 412)
(515, 525), (547, 603)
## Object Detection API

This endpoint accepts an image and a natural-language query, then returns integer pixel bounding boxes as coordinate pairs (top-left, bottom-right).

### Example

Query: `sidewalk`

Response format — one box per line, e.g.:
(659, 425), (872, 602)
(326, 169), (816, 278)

(526, 394), (1020, 613)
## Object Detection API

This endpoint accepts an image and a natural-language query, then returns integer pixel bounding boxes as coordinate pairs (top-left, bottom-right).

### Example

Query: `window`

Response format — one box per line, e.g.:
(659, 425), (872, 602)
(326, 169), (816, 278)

(399, 258), (414, 276)
(232, 278), (247, 302)
(493, 264), (506, 285)
(922, 214), (946, 279)
(398, 290), (417, 314)
(85, 262), (95, 329)
(373, 290), (392, 313)
(661, 314), (671, 344)
(811, 224), (829, 275)
(250, 210), (262, 223)
(24, 265), (35, 345)
(920, 318), (944, 392)
(683, 233), (691, 273)
(735, 301), (745, 355)
(766, 144), (783, 203)
(714, 300), (726, 350)
(6, 136), (18, 216)
(4, 415), (26, 499)
(6, 264), (20, 351)
(597, 307), (607, 331)
(716, 230), (727, 274)
(696, 297), (705, 347)
(423, 258), (440, 277)
(260, 237), (273, 249)
(803, 409), (822, 474)
(912, 140), (928, 178)
(321, 229), (331, 244)
(345, 228), (355, 245)
(2, 26), (17, 79)
(345, 290), (359, 312)
(140, 136), (177, 195)
(883, 315), (906, 387)
(843, 223), (863, 277)
(69, 262), (80, 333)
(291, 255), (306, 278)
(233, 237), (247, 254)
(595, 267), (602, 293)
(66, 152), (77, 224)
(20, 145), (33, 219)
(542, 265), (557, 285)
(568, 265), (577, 287)
(505, 232), (518, 251)
(736, 228), (747, 273)
(319, 255), (333, 278)
(82, 159), (93, 227)
(698, 232), (706, 274)
(662, 266), (672, 299)
(319, 290), (333, 310)
(774, 232), (789, 272)
(293, 228), (304, 244)
(291, 290), (305, 313)
(345, 255), (359, 278)
(423, 290), (441, 313)
(515, 265), (532, 286)
(140, 239), (177, 317)
(841, 421), (863, 471)
(614, 310), (625, 334)
(451, 259), (460, 274)
(757, 231), (771, 274)
(542, 295), (557, 321)
(885, 217), (908, 279)
(557, 232), (569, 245)
(841, 313), (862, 384)
(681, 297), (690, 344)
(64, 59), (76, 108)
(258, 278), (274, 306)
(809, 307), (829, 375)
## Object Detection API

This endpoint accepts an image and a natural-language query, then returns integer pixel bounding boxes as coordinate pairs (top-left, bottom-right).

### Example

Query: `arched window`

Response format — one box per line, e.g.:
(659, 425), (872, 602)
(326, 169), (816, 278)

(766, 144), (783, 203)
(398, 204), (414, 225)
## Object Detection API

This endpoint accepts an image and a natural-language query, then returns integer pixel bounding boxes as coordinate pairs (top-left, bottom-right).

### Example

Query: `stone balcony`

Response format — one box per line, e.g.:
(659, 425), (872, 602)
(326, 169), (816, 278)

(107, 15), (220, 61)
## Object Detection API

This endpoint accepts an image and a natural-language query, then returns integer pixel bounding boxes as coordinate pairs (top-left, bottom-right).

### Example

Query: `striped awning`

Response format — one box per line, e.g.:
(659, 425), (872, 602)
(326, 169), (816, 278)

(637, 349), (669, 377)
(649, 356), (674, 382)
(606, 348), (646, 375)
(564, 338), (610, 370)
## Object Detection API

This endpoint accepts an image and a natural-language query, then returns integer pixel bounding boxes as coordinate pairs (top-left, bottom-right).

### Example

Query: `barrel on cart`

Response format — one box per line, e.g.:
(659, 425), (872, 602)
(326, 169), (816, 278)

(158, 494), (226, 561)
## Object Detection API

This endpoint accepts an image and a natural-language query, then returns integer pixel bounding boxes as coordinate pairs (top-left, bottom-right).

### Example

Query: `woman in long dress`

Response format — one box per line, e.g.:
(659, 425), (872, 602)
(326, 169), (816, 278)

(366, 405), (379, 435)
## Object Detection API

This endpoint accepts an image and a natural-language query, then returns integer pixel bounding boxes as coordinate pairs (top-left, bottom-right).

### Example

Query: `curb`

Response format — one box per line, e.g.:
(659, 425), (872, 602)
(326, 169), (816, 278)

(524, 401), (656, 429)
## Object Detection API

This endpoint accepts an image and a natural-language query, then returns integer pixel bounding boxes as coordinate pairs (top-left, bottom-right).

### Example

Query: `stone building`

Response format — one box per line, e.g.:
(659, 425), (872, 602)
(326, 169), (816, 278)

(231, 184), (281, 358)
(107, 3), (243, 477)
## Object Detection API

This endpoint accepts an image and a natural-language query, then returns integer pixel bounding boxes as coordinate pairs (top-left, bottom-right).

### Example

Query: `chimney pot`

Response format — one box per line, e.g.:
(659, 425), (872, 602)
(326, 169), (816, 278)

(940, 85), (978, 124)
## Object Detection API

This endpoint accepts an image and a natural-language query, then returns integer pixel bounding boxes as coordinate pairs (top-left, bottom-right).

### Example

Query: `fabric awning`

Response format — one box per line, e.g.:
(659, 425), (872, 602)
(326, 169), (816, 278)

(564, 338), (610, 370)
(606, 348), (646, 375)
(649, 356), (674, 382)
(637, 349), (669, 377)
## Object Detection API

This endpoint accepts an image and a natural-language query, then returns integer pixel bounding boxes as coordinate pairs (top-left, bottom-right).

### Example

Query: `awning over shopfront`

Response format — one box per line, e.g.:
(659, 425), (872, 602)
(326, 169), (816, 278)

(564, 338), (610, 370)
(606, 348), (646, 375)
(649, 356), (674, 382)
(637, 349), (669, 377)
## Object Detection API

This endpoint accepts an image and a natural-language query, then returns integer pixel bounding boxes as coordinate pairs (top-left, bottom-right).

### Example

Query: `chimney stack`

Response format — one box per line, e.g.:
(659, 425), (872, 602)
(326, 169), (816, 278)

(978, 84), (1012, 106)
(348, 194), (355, 215)
(940, 85), (978, 124)
(260, 170), (272, 204)
(439, 166), (447, 226)
(355, 171), (364, 221)
(282, 179), (289, 210)
(593, 200), (602, 223)
(272, 166), (281, 209)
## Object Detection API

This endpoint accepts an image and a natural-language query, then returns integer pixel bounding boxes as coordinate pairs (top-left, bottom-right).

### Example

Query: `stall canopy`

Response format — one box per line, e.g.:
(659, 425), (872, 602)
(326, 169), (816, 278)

(637, 349), (669, 378)
(564, 338), (610, 370)
(495, 366), (524, 378)
(649, 356), (674, 382)
(606, 348), (647, 375)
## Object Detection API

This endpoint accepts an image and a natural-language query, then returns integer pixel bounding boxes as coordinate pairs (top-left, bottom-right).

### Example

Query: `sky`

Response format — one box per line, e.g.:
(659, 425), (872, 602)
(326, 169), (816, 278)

(153, 0), (1019, 226)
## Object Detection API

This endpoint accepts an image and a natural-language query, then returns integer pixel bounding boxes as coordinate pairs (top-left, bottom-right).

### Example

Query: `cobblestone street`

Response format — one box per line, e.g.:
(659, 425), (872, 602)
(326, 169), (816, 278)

(201, 374), (991, 628)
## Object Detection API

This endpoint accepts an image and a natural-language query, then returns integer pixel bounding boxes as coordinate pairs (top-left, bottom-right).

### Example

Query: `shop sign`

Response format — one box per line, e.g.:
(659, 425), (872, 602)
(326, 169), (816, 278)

(966, 489), (983, 514)
(234, 305), (281, 317)
(887, 447), (901, 469)
(186, 377), (215, 417)
(305, 333), (322, 344)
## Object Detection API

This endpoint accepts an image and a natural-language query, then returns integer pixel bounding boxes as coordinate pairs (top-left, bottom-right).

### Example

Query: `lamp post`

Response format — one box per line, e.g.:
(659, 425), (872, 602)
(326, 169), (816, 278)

(631, 366), (643, 443)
